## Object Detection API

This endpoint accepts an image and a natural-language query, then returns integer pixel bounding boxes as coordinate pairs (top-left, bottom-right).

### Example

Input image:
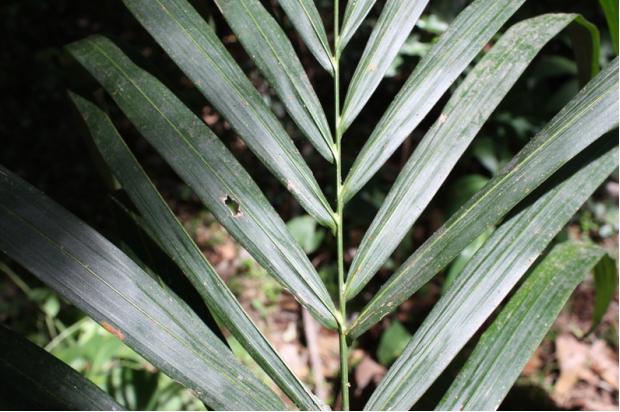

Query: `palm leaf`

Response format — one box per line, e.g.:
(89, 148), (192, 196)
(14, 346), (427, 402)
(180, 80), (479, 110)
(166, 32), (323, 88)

(340, 0), (428, 131)
(215, 0), (335, 163)
(345, 13), (598, 300)
(69, 90), (331, 409)
(121, 0), (336, 230)
(338, 0), (376, 52)
(438, 241), (617, 411)
(65, 38), (339, 331)
(0, 326), (125, 410)
(277, 0), (335, 75)
(362, 133), (619, 410)
(342, 0), (525, 202)
(347, 57), (619, 338)
(0, 167), (286, 411)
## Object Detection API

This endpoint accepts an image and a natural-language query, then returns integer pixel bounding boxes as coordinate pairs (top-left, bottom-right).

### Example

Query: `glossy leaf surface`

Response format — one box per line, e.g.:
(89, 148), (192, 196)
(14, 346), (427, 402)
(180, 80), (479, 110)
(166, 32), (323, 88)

(216, 0), (334, 162)
(0, 326), (125, 411)
(345, 14), (594, 300)
(338, 0), (376, 52)
(363, 133), (619, 410)
(347, 57), (619, 339)
(121, 0), (336, 230)
(340, 0), (428, 131)
(0, 167), (286, 411)
(69, 90), (330, 410)
(438, 241), (616, 411)
(66, 37), (339, 331)
(342, 0), (526, 202)
(278, 0), (334, 75)
(599, 0), (619, 54)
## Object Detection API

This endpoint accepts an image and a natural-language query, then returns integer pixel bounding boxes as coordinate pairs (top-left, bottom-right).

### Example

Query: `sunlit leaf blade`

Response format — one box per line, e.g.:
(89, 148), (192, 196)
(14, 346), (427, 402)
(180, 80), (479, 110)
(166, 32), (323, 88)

(66, 37), (339, 331)
(0, 326), (125, 411)
(599, 0), (619, 54)
(338, 0), (376, 52)
(277, 0), (335, 75)
(216, 0), (335, 163)
(340, 0), (428, 131)
(69, 91), (331, 410)
(345, 14), (591, 300)
(591, 253), (618, 333)
(0, 168), (286, 411)
(438, 241), (615, 411)
(362, 133), (619, 411)
(342, 0), (527, 202)
(121, 0), (337, 231)
(347, 57), (619, 339)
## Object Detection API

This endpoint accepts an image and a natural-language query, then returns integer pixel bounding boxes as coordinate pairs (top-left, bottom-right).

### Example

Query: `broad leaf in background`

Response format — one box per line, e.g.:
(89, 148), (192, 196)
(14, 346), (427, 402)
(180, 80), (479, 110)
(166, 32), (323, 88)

(66, 37), (339, 331)
(598, 0), (619, 54)
(347, 57), (619, 338)
(363, 130), (619, 411)
(121, 0), (337, 230)
(0, 167), (286, 411)
(0, 326), (125, 411)
(216, 0), (335, 163)
(340, 0), (428, 130)
(591, 252), (618, 333)
(287, 215), (326, 255)
(438, 241), (617, 411)
(345, 14), (600, 300)
(338, 0), (376, 52)
(277, 0), (334, 75)
(342, 0), (523, 201)
(68, 90), (330, 410)
(376, 321), (411, 367)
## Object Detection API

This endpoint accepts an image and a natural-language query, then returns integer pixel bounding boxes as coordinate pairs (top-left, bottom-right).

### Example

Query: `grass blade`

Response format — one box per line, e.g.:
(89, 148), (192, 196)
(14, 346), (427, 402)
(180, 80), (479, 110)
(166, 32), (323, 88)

(345, 14), (593, 300)
(438, 241), (615, 411)
(340, 0), (428, 131)
(338, 0), (376, 52)
(216, 0), (335, 163)
(69, 90), (331, 410)
(66, 37), (339, 331)
(0, 167), (286, 411)
(342, 0), (527, 202)
(362, 134), (619, 410)
(0, 326), (125, 411)
(122, 0), (336, 230)
(347, 57), (619, 339)
(278, 0), (335, 75)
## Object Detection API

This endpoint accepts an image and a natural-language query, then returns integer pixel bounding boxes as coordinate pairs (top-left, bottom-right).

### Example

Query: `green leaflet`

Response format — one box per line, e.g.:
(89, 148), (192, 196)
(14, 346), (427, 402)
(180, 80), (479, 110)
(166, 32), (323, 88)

(347, 57), (619, 339)
(215, 0), (334, 163)
(591, 252), (618, 333)
(338, 0), (376, 52)
(345, 14), (597, 300)
(438, 241), (617, 411)
(598, 0), (619, 54)
(69, 90), (331, 410)
(342, 0), (526, 203)
(340, 0), (428, 131)
(0, 326), (125, 411)
(362, 133), (619, 411)
(65, 37), (339, 331)
(0, 167), (285, 411)
(277, 0), (335, 75)
(121, 0), (336, 231)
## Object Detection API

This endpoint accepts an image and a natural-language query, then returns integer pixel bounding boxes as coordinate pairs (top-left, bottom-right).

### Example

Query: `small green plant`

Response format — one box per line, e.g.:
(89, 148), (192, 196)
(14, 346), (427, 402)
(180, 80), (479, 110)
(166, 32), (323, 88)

(1, 0), (618, 410)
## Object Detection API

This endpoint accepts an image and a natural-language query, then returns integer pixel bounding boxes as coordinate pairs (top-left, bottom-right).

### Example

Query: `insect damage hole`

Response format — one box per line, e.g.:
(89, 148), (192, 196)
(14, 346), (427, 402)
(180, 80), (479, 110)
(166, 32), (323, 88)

(223, 195), (242, 217)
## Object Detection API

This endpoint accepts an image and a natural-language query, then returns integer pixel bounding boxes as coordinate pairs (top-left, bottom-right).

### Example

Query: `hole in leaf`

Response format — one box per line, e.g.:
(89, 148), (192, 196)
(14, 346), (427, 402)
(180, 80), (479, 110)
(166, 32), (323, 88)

(224, 196), (241, 216)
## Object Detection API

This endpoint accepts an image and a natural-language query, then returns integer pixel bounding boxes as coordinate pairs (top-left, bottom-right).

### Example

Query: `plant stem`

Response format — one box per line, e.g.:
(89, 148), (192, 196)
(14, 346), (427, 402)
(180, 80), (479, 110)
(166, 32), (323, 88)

(334, 0), (349, 409)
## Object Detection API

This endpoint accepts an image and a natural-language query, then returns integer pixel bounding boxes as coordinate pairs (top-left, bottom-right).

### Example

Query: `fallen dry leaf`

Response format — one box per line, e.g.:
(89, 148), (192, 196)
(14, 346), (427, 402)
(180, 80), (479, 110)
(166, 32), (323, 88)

(590, 339), (619, 390)
(555, 333), (590, 396)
